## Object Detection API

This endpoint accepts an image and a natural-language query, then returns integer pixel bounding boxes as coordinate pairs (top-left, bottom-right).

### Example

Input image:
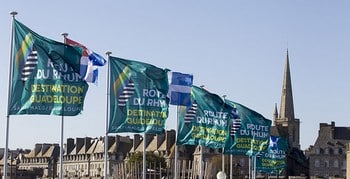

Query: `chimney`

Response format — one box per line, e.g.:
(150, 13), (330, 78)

(84, 137), (92, 153)
(34, 144), (42, 156)
(41, 144), (51, 155)
(108, 136), (116, 151)
(145, 133), (154, 148)
(76, 138), (84, 153)
(157, 132), (166, 149)
(331, 121), (335, 127)
(133, 134), (142, 149)
(331, 121), (335, 139)
(66, 138), (74, 154)
(166, 130), (176, 150)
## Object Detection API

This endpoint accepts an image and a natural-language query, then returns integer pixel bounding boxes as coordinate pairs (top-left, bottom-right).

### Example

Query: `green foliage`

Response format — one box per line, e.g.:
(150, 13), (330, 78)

(127, 152), (166, 169)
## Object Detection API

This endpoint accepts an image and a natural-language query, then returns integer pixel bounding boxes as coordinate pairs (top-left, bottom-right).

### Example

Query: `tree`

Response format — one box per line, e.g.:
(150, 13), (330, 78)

(127, 152), (166, 170)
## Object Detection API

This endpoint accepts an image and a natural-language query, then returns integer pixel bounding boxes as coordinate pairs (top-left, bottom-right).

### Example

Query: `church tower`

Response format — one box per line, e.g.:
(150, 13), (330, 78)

(273, 50), (300, 149)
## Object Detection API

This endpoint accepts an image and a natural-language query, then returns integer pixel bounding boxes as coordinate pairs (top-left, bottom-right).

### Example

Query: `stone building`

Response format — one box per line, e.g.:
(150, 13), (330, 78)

(130, 130), (180, 163)
(0, 148), (31, 178)
(346, 143), (350, 177)
(305, 121), (348, 178)
(17, 144), (59, 178)
(59, 135), (133, 178)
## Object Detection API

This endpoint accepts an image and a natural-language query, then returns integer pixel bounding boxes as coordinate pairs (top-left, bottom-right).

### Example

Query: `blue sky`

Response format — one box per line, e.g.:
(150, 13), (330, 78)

(1, 1), (350, 150)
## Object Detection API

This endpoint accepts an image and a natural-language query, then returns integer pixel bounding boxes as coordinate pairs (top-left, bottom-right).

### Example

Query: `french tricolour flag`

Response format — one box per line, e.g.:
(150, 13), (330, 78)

(168, 72), (193, 106)
(66, 38), (106, 84)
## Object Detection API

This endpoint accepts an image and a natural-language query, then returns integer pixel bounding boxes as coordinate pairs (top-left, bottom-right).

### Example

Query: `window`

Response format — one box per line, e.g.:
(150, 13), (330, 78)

(334, 160), (339, 168)
(324, 160), (329, 168)
(325, 148), (329, 155)
(315, 159), (320, 167)
(334, 148), (339, 155)
(315, 148), (320, 154)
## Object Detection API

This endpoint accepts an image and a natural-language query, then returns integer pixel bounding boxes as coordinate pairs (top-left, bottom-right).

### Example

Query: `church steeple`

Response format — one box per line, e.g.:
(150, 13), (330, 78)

(279, 49), (295, 121)
(273, 50), (300, 149)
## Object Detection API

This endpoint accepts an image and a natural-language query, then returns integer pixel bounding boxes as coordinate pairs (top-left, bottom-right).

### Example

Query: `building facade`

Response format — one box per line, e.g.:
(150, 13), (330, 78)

(1, 148), (31, 178)
(305, 121), (348, 178)
(59, 135), (133, 178)
(18, 143), (59, 178)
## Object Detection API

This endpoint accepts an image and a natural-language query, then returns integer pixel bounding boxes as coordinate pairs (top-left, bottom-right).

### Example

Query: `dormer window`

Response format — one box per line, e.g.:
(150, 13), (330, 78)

(315, 148), (320, 154)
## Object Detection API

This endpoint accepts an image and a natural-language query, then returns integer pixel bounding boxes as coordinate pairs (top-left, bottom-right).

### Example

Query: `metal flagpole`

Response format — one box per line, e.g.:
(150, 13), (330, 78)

(59, 115), (64, 179)
(199, 85), (205, 179)
(4, 11), (18, 179)
(105, 51), (112, 179)
(60, 32), (69, 179)
(221, 147), (225, 174)
(221, 95), (227, 176)
(174, 106), (179, 179)
(252, 156), (255, 179)
(143, 133), (147, 179)
(248, 156), (251, 179)
(230, 155), (232, 179)
(253, 155), (256, 179)
(199, 146), (203, 179)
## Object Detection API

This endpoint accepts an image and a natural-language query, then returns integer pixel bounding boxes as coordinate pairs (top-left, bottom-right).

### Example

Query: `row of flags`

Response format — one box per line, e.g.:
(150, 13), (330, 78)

(8, 19), (287, 173)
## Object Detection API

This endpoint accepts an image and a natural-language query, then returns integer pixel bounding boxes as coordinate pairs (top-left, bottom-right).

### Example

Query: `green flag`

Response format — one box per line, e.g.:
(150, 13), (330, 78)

(224, 100), (271, 156)
(109, 56), (169, 134)
(256, 136), (288, 173)
(176, 86), (235, 148)
(9, 19), (88, 116)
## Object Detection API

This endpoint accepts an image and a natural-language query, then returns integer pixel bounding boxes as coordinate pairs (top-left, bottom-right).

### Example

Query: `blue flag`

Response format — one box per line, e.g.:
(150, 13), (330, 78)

(66, 37), (106, 84)
(168, 72), (193, 106)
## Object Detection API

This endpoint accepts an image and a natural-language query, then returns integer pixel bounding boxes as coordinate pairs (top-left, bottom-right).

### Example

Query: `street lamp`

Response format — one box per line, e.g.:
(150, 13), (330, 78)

(216, 171), (227, 179)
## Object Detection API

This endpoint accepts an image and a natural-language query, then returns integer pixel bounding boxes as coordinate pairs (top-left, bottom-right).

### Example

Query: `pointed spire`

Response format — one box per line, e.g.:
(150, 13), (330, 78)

(279, 49), (295, 121)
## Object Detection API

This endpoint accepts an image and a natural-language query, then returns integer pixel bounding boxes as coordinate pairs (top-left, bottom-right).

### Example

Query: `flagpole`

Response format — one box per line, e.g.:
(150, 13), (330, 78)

(221, 148), (224, 174)
(230, 155), (232, 179)
(143, 133), (147, 179)
(221, 95), (227, 176)
(59, 115), (64, 179)
(4, 11), (17, 179)
(199, 85), (205, 179)
(253, 155), (256, 179)
(174, 106), (179, 179)
(60, 32), (70, 179)
(199, 145), (203, 179)
(249, 156), (251, 179)
(105, 51), (112, 179)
